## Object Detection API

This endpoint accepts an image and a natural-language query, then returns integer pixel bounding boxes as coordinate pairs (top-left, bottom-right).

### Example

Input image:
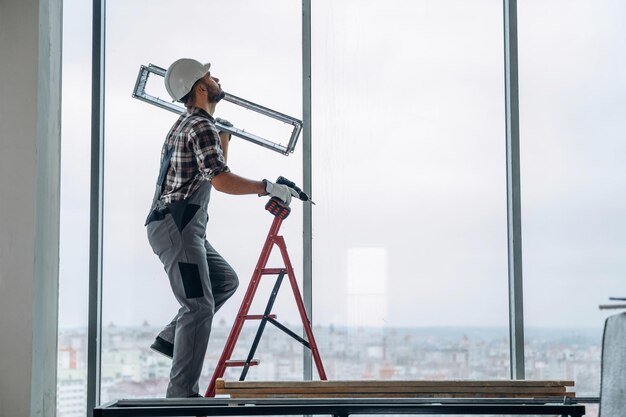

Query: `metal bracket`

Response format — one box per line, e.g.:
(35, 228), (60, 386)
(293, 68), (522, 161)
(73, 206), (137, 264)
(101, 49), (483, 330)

(132, 64), (302, 155)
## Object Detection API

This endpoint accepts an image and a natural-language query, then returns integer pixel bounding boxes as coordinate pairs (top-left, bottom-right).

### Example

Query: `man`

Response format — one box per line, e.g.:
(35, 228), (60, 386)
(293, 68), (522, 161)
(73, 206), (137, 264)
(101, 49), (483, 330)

(145, 58), (297, 398)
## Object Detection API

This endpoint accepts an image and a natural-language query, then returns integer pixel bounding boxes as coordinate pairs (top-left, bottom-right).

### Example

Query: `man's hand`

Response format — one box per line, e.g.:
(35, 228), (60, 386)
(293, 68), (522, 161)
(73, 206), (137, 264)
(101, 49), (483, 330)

(215, 117), (233, 130)
(215, 117), (233, 142)
(215, 117), (233, 127)
(263, 179), (299, 206)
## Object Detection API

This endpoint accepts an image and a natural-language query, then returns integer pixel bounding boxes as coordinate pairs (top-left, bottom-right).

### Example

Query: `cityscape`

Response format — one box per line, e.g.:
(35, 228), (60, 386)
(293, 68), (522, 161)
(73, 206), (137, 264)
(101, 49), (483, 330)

(58, 322), (602, 417)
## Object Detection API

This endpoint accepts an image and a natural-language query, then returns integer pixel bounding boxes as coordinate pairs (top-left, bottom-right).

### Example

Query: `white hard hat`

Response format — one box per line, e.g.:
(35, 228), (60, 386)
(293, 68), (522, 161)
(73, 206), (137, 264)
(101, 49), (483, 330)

(164, 58), (211, 102)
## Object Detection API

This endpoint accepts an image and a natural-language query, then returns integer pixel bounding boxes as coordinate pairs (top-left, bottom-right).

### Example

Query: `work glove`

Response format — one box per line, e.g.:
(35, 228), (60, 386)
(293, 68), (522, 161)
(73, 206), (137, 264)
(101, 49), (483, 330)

(215, 118), (233, 140)
(263, 179), (299, 206)
(215, 117), (233, 128)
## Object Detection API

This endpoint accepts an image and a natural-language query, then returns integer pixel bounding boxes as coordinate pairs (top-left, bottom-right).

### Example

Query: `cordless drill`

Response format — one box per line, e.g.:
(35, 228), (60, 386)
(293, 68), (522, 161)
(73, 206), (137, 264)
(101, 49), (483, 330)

(265, 176), (314, 219)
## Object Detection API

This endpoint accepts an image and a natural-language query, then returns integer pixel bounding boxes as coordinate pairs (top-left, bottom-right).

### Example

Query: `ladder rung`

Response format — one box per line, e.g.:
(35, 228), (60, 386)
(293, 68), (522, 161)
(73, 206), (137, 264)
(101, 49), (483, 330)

(225, 359), (260, 367)
(244, 314), (277, 320)
(260, 268), (285, 275)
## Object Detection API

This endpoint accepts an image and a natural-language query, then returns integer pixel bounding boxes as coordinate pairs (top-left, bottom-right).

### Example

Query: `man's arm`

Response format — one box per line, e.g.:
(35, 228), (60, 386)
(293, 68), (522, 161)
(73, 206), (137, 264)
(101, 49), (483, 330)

(215, 118), (232, 162)
(218, 131), (229, 162)
(212, 172), (299, 205)
(211, 171), (266, 195)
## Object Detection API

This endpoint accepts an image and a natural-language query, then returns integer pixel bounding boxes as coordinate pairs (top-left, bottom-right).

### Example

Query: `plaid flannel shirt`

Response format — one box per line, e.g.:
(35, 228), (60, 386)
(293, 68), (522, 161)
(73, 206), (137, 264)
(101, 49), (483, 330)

(159, 107), (230, 204)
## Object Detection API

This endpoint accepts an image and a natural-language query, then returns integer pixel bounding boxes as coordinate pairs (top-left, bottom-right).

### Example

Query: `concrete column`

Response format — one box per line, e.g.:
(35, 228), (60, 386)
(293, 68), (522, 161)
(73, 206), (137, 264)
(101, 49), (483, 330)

(0, 0), (62, 416)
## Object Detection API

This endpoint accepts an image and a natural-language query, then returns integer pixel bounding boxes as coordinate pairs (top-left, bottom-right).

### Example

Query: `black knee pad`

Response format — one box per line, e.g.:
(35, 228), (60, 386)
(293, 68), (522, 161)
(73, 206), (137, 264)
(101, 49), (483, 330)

(178, 262), (204, 299)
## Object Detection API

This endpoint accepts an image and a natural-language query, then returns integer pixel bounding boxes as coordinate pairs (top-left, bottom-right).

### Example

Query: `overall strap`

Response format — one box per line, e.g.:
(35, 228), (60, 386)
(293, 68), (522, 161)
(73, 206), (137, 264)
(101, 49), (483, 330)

(145, 145), (175, 225)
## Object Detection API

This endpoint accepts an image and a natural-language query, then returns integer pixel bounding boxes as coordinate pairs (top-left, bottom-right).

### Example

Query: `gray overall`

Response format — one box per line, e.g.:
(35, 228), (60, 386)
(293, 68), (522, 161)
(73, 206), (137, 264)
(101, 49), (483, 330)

(146, 146), (238, 398)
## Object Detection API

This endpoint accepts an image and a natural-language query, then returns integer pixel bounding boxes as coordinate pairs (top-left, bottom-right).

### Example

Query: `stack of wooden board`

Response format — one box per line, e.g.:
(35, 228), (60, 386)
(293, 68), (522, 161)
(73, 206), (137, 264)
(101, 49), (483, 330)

(216, 379), (575, 399)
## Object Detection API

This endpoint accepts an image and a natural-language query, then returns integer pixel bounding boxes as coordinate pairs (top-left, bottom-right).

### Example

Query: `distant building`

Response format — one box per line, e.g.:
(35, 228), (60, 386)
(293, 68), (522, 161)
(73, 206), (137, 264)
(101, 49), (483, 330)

(56, 324), (603, 415)
(57, 368), (86, 417)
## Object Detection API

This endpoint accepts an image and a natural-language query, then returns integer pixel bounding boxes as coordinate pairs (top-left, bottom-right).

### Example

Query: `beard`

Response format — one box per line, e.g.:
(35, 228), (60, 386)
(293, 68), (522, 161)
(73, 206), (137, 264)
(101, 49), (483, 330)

(208, 90), (226, 103)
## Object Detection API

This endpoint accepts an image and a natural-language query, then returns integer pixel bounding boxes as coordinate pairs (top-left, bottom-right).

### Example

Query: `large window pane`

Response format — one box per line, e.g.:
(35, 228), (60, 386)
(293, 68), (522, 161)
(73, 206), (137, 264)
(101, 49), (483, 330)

(312, 0), (509, 380)
(519, 0), (626, 408)
(101, 0), (303, 401)
(58, 0), (92, 416)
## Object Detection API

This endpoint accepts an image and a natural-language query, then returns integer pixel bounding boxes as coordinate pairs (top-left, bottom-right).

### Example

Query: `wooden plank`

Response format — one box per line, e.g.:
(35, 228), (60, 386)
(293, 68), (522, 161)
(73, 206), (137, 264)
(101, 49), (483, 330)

(220, 386), (567, 395)
(217, 379), (576, 400)
(220, 379), (575, 388)
(226, 392), (576, 399)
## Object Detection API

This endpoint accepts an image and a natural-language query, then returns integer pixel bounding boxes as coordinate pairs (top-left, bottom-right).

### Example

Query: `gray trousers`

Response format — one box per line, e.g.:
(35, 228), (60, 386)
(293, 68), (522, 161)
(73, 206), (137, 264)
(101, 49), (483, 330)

(147, 200), (238, 398)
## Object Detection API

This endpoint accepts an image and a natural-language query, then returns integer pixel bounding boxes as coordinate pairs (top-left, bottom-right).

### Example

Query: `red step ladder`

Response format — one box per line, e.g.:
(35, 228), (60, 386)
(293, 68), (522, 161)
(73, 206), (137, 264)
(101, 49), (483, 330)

(205, 200), (327, 397)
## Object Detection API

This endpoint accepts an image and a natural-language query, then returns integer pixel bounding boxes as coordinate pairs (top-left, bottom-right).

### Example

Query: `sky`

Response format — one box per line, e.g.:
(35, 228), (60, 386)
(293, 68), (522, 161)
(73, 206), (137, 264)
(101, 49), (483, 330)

(59, 0), (625, 332)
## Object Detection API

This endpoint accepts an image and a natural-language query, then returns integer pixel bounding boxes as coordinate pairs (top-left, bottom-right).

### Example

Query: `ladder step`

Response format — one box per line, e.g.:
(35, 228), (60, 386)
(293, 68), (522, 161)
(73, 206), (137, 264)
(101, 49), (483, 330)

(225, 359), (260, 367)
(244, 314), (277, 320)
(260, 268), (285, 275)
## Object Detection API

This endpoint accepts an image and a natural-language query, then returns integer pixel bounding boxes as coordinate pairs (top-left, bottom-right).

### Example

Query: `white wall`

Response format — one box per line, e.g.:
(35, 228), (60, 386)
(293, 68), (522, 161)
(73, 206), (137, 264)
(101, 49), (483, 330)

(0, 0), (62, 416)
